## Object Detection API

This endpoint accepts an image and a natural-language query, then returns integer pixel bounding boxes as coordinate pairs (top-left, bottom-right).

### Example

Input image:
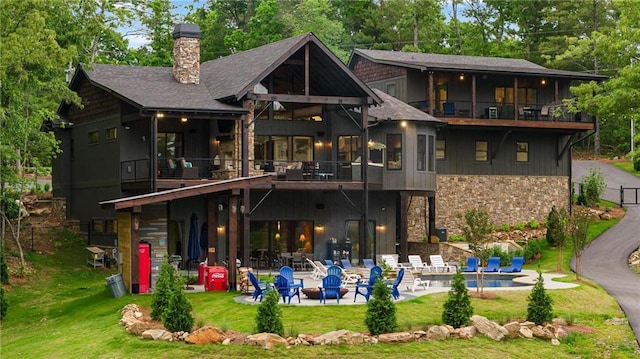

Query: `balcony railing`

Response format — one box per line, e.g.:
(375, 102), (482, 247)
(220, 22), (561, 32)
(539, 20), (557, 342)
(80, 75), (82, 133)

(409, 100), (591, 122)
(123, 158), (383, 184)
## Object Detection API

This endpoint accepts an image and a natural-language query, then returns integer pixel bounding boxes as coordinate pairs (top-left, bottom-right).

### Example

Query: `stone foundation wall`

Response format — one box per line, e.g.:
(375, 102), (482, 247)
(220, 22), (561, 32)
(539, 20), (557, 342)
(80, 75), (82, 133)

(406, 175), (569, 239)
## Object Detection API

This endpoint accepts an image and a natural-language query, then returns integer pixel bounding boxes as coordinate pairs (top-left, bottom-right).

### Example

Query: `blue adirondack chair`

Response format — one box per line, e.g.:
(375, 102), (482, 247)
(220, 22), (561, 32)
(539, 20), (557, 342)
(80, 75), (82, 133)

(279, 265), (304, 290)
(273, 275), (301, 304)
(326, 265), (342, 278)
(318, 274), (342, 304)
(462, 257), (478, 272)
(354, 266), (382, 302)
(389, 268), (405, 300)
(248, 271), (270, 302)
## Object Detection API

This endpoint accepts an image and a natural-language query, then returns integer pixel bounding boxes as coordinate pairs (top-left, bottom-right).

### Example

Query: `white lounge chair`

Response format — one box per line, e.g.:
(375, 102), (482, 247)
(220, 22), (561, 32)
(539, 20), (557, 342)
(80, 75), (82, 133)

(407, 255), (430, 273)
(307, 258), (327, 280)
(404, 270), (430, 292)
(380, 254), (402, 270)
(429, 255), (452, 273)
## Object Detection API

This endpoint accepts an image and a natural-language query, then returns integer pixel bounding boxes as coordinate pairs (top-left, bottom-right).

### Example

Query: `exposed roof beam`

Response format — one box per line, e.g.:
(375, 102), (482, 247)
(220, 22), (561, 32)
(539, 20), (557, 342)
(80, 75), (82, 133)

(248, 93), (373, 105)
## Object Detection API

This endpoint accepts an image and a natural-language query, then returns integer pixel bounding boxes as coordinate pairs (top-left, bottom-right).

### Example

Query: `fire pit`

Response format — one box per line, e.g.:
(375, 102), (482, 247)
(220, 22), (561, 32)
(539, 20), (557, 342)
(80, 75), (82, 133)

(301, 287), (349, 300)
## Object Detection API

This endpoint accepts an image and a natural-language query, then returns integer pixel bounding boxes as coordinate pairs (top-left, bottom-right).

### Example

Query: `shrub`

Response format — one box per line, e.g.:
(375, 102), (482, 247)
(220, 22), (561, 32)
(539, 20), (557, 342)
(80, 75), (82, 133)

(0, 286), (7, 320)
(488, 246), (510, 266)
(1, 250), (9, 285)
(514, 222), (525, 231)
(448, 234), (465, 242)
(151, 260), (176, 320)
(365, 280), (398, 335)
(526, 271), (553, 325)
(545, 206), (567, 247)
(580, 167), (606, 206)
(501, 223), (510, 232)
(256, 289), (284, 336)
(162, 275), (194, 333)
(442, 271), (473, 328)
(632, 150), (640, 172)
(524, 239), (544, 263)
(527, 219), (540, 229)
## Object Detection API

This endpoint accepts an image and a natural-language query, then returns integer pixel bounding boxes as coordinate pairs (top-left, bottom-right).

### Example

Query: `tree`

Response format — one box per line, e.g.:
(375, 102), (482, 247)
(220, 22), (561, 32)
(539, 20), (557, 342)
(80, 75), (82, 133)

(526, 270), (553, 325)
(459, 208), (494, 295)
(364, 279), (397, 335)
(128, 0), (177, 66)
(162, 274), (194, 333)
(150, 260), (175, 320)
(545, 205), (568, 271)
(567, 207), (591, 281)
(0, 286), (7, 320)
(442, 270), (473, 328)
(255, 289), (284, 336)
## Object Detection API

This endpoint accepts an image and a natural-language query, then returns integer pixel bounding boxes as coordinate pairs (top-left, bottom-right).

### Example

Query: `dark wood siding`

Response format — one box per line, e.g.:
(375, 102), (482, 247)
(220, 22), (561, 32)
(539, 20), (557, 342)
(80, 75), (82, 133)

(436, 128), (570, 176)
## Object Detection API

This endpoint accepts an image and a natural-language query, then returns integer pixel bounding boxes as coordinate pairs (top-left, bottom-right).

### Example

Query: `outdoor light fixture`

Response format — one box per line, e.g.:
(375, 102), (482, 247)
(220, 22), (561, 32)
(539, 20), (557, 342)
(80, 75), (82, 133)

(541, 78), (547, 85)
(459, 73), (465, 80)
(181, 117), (188, 123)
(156, 112), (164, 118)
(401, 120), (407, 128)
(217, 225), (225, 235)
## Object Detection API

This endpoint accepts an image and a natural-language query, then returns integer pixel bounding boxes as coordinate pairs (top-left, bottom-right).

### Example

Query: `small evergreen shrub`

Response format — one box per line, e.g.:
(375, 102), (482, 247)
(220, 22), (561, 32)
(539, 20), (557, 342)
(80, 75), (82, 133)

(162, 275), (194, 333)
(546, 205), (567, 247)
(442, 271), (473, 328)
(365, 280), (398, 335)
(0, 286), (8, 320)
(526, 271), (553, 325)
(151, 260), (176, 320)
(1, 250), (9, 285)
(256, 289), (284, 336)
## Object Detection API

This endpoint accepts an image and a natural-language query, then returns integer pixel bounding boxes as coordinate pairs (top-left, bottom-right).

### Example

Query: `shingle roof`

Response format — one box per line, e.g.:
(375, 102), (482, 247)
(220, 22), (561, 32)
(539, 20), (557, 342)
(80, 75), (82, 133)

(351, 49), (607, 81)
(81, 64), (246, 114)
(368, 89), (444, 124)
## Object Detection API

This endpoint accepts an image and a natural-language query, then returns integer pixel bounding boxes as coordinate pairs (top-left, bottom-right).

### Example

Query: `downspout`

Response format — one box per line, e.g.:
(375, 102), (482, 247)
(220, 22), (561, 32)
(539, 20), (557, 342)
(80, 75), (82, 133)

(152, 115), (158, 192)
(361, 104), (369, 265)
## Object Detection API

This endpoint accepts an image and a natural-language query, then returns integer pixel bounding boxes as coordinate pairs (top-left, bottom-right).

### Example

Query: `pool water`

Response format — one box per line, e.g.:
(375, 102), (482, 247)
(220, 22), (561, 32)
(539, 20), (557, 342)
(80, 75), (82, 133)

(419, 274), (529, 288)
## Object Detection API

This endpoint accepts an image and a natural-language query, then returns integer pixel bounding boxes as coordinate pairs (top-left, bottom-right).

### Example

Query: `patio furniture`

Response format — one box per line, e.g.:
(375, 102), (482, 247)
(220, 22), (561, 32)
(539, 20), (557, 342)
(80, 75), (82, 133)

(389, 268), (405, 300)
(279, 266), (304, 289)
(323, 259), (334, 267)
(405, 269), (430, 292)
(482, 256), (501, 273)
(462, 257), (478, 272)
(307, 258), (327, 279)
(248, 271), (270, 302)
(292, 252), (305, 271)
(318, 274), (343, 304)
(354, 266), (382, 302)
(327, 265), (360, 286)
(274, 275), (301, 304)
(499, 257), (524, 273)
(407, 255), (429, 272)
(429, 255), (452, 272)
(362, 258), (375, 269)
(301, 287), (348, 300)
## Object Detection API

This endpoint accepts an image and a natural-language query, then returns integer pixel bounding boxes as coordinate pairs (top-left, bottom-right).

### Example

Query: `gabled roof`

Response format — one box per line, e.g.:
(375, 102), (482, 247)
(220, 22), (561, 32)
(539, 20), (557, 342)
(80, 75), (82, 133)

(349, 49), (607, 81)
(201, 33), (380, 103)
(71, 64), (246, 114)
(367, 89), (444, 125)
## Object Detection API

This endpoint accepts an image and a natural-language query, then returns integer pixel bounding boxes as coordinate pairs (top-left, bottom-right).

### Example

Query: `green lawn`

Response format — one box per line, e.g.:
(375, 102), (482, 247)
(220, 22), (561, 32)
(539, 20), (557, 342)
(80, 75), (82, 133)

(613, 161), (640, 177)
(1, 221), (638, 359)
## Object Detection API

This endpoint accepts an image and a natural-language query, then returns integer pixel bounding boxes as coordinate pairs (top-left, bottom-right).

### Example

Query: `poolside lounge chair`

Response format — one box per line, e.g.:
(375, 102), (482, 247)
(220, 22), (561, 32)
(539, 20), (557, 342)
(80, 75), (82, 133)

(499, 257), (524, 273)
(482, 256), (501, 272)
(340, 259), (355, 271)
(248, 271), (270, 302)
(429, 255), (452, 272)
(279, 266), (304, 289)
(407, 255), (430, 272)
(354, 266), (382, 302)
(323, 259), (334, 267)
(327, 265), (360, 286)
(389, 268), (405, 300)
(274, 275), (301, 304)
(362, 258), (375, 269)
(318, 274), (342, 304)
(404, 269), (430, 292)
(462, 257), (478, 272)
(380, 254), (403, 270)
(307, 258), (327, 279)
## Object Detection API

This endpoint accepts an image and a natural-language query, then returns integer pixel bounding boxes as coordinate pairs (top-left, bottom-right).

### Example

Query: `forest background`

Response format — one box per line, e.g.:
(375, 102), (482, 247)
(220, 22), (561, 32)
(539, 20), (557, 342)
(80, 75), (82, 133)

(1, 0), (639, 194)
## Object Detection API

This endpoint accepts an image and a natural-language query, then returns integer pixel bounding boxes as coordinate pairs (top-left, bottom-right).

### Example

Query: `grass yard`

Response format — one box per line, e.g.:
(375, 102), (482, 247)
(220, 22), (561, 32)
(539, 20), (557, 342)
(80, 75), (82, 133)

(1, 216), (638, 359)
(613, 161), (640, 177)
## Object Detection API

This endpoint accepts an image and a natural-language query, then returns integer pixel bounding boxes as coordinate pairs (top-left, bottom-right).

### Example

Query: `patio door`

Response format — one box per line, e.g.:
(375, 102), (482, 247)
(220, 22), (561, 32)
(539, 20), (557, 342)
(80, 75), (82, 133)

(344, 220), (376, 264)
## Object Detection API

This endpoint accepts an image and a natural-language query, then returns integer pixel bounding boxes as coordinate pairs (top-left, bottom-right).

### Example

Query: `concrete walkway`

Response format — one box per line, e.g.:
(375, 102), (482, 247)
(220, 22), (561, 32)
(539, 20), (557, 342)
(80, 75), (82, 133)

(571, 160), (640, 345)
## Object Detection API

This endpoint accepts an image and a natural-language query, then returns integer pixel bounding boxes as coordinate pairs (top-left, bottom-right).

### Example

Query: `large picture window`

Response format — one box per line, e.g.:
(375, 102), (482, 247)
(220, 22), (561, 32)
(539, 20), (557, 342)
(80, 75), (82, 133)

(386, 134), (402, 170)
(338, 135), (361, 162)
(157, 133), (184, 159)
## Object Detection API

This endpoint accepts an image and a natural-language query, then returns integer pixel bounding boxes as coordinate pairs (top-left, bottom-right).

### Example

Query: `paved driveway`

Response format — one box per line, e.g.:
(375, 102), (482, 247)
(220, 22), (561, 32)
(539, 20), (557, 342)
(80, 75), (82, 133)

(571, 160), (640, 345)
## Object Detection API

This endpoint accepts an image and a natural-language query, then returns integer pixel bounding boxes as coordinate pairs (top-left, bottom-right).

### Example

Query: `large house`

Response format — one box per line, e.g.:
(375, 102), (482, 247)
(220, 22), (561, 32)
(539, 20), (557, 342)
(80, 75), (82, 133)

(55, 25), (443, 293)
(348, 49), (606, 237)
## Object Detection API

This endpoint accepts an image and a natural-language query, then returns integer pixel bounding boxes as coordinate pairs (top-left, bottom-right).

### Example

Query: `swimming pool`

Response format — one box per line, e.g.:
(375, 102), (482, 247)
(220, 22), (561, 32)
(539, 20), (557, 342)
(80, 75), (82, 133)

(419, 273), (530, 288)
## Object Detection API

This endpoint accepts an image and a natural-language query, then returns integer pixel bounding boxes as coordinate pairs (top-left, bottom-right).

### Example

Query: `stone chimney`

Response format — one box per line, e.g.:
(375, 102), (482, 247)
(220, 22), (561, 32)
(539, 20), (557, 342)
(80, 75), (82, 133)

(172, 23), (201, 84)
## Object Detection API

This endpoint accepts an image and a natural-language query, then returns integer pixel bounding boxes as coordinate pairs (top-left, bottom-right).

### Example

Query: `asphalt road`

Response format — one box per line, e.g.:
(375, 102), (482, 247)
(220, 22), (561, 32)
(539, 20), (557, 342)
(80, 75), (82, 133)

(571, 160), (640, 345)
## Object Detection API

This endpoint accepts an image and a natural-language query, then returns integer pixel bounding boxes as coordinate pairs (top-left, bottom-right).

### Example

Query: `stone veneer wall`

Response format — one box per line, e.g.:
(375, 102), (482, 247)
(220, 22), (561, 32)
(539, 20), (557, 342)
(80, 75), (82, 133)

(405, 175), (569, 240)
(173, 37), (200, 84)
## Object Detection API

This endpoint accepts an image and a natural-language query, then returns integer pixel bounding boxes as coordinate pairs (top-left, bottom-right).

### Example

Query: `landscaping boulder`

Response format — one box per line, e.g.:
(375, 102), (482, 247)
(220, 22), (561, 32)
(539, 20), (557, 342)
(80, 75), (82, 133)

(185, 326), (226, 344)
(245, 333), (289, 349)
(458, 325), (477, 339)
(471, 315), (508, 341)
(426, 325), (450, 340)
(503, 321), (521, 339)
(377, 332), (414, 343)
(312, 329), (370, 345)
(142, 329), (173, 341)
(518, 326), (534, 339)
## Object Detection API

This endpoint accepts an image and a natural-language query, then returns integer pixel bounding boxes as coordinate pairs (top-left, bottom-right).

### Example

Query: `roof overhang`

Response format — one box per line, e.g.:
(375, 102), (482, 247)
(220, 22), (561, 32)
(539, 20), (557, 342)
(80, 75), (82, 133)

(100, 175), (272, 210)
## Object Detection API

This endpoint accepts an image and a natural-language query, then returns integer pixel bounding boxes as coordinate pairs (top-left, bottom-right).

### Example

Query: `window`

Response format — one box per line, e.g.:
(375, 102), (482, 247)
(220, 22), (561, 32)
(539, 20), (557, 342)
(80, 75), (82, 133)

(436, 140), (446, 160)
(255, 136), (314, 164)
(106, 127), (117, 141)
(386, 83), (396, 97)
(428, 135), (435, 171)
(386, 134), (402, 170)
(516, 142), (529, 162)
(417, 135), (426, 171)
(88, 130), (99, 145)
(157, 133), (184, 159)
(517, 88), (537, 107)
(338, 135), (361, 162)
(475, 141), (488, 161)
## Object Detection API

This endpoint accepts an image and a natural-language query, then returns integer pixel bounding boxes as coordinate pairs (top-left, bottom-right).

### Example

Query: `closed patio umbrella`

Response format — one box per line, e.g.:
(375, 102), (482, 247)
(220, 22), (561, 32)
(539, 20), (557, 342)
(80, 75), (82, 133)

(200, 221), (208, 261)
(186, 213), (200, 289)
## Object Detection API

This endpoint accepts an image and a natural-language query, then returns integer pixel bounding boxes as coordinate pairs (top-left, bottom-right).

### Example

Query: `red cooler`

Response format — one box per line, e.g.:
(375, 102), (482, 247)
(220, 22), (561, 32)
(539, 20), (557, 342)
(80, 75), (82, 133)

(138, 242), (151, 294)
(207, 266), (228, 291)
(197, 263), (209, 285)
